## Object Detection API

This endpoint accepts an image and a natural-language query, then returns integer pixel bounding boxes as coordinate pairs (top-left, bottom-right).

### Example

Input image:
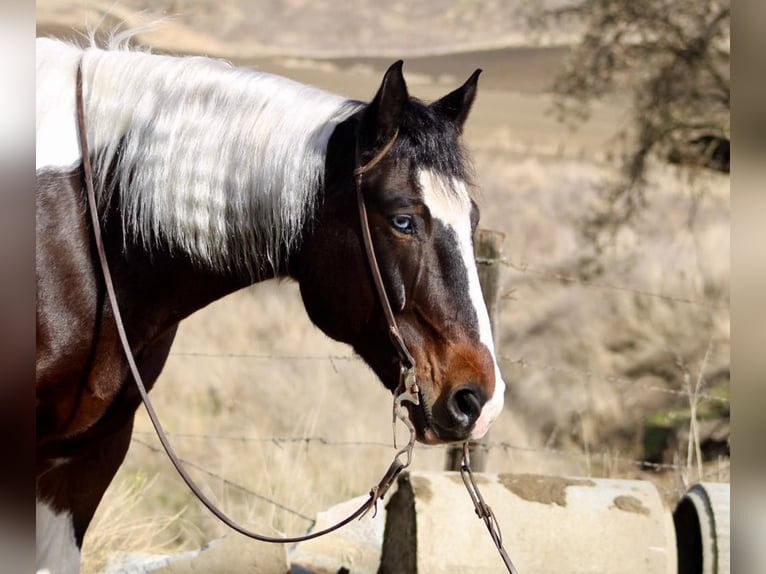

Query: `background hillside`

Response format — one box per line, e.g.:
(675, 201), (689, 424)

(37, 2), (730, 571)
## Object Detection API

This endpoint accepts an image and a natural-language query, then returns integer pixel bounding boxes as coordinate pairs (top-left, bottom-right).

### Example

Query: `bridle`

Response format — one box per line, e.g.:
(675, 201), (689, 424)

(354, 135), (518, 574)
(353, 128), (414, 371)
(75, 58), (517, 571)
(353, 127), (424, 441)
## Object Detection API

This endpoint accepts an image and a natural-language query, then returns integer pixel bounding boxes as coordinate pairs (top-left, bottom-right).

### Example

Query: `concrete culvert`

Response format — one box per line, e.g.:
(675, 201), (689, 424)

(674, 483), (730, 574)
(380, 471), (677, 573)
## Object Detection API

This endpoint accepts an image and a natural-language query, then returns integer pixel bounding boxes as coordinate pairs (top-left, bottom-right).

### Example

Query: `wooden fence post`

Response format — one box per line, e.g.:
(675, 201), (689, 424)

(445, 229), (504, 472)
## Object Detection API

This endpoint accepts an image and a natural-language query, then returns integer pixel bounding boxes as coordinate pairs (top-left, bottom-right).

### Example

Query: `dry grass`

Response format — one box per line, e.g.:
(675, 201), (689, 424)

(80, 473), (202, 573)
(36, 5), (729, 569)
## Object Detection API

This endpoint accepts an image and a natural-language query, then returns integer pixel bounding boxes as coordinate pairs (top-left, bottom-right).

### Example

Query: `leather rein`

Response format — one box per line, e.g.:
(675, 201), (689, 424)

(75, 60), (418, 544)
(75, 59), (517, 571)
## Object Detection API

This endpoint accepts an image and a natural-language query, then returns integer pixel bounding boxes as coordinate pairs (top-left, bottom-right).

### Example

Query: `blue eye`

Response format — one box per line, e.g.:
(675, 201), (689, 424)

(391, 214), (414, 234)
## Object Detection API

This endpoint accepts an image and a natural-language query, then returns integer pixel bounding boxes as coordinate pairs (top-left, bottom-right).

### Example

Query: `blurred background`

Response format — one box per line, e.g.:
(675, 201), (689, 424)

(36, 1), (730, 571)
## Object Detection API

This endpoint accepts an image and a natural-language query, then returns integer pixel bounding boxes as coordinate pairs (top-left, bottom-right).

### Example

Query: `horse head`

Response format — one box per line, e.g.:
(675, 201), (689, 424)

(294, 62), (505, 444)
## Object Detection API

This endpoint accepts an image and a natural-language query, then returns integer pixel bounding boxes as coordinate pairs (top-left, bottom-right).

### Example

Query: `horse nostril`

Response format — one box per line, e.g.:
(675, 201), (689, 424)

(447, 385), (485, 429)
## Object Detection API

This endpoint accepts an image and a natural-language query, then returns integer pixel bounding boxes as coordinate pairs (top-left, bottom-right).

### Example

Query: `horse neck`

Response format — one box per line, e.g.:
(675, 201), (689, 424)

(83, 47), (362, 280)
(102, 215), (257, 336)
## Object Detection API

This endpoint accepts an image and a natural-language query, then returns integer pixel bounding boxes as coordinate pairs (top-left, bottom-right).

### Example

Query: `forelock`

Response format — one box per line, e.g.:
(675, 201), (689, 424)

(392, 98), (474, 185)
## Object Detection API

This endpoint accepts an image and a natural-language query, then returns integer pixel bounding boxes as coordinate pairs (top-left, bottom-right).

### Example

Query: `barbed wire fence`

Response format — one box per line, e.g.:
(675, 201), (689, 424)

(130, 230), (729, 526)
(129, 426), (730, 526)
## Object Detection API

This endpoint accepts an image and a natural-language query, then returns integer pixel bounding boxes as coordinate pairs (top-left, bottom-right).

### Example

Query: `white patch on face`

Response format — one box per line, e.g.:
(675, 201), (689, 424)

(418, 170), (505, 438)
(36, 499), (81, 574)
(36, 38), (83, 171)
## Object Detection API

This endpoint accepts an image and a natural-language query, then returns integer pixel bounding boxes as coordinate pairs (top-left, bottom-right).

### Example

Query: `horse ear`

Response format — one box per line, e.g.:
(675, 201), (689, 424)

(430, 69), (481, 132)
(359, 60), (408, 150)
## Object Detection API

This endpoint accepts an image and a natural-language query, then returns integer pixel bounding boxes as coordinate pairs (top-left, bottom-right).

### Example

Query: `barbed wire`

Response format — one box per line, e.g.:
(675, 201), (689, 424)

(131, 436), (316, 524)
(499, 356), (729, 404)
(148, 253), (728, 520)
(477, 256), (729, 312)
(130, 430), (709, 474)
(131, 430), (393, 448)
(485, 440), (687, 473)
(131, 431), (728, 520)
(164, 351), (729, 405)
(164, 251), (729, 408)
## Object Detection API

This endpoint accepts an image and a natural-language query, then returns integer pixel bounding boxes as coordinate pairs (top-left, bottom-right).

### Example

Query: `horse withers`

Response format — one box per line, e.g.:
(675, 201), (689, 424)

(36, 35), (505, 572)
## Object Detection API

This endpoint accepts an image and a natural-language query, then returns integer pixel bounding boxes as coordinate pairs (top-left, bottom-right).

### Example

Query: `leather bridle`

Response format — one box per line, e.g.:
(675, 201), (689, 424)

(74, 58), (517, 572)
(353, 128), (416, 371)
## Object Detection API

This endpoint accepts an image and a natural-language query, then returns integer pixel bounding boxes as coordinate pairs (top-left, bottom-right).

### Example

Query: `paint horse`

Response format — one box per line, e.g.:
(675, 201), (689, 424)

(36, 35), (505, 572)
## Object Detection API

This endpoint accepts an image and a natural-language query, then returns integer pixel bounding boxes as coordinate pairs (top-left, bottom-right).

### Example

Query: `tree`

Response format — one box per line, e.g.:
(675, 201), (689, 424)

(525, 0), (730, 253)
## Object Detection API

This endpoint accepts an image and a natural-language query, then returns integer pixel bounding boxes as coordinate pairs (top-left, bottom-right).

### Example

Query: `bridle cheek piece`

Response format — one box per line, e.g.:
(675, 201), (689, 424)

(352, 127), (423, 445)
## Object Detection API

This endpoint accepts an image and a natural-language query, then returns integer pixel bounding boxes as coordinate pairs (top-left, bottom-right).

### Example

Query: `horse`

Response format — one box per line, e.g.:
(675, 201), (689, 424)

(35, 33), (506, 572)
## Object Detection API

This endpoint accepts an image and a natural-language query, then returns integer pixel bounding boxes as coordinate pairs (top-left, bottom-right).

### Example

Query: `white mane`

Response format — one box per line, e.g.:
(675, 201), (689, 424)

(80, 43), (362, 274)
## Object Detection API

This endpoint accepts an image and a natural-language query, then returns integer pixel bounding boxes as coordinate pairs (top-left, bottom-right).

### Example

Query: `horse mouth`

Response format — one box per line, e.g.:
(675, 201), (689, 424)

(404, 389), (442, 445)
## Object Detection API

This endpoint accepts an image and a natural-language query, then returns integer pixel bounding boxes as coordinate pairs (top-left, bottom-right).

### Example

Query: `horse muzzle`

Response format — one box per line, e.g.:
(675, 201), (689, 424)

(402, 338), (504, 445)
(403, 381), (491, 445)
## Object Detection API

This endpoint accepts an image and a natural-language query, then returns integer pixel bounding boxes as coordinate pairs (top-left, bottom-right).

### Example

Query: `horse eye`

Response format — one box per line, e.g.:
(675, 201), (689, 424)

(390, 214), (414, 234)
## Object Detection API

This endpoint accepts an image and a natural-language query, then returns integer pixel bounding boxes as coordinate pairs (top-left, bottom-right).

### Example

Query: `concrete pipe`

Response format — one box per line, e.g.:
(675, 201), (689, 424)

(379, 471), (677, 574)
(673, 482), (730, 574)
